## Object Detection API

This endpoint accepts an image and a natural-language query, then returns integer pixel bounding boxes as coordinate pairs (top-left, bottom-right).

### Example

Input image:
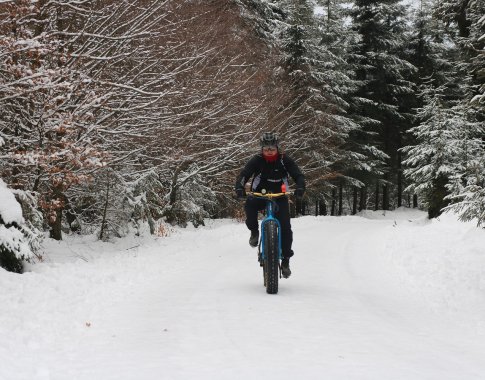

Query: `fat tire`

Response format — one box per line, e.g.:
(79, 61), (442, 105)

(263, 220), (279, 294)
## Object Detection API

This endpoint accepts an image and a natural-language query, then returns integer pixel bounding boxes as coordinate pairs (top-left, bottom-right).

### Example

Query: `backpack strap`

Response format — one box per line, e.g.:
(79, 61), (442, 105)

(280, 154), (288, 174)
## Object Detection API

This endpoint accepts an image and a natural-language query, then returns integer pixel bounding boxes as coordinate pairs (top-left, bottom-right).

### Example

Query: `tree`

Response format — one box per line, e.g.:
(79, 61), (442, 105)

(400, 0), (454, 212)
(405, 0), (485, 221)
(0, 0), (294, 238)
(403, 90), (482, 218)
(274, 0), (361, 214)
(437, 0), (485, 223)
(466, 0), (485, 110)
(144, 0), (289, 226)
(0, 0), (108, 239)
(349, 0), (416, 210)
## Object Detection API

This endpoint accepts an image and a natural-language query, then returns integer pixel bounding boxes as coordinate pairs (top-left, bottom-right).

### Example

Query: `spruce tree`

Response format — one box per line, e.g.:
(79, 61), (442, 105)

(316, 0), (372, 214)
(402, 0), (456, 215)
(466, 0), (485, 110)
(402, 0), (485, 220)
(403, 89), (480, 218)
(441, 0), (485, 224)
(348, 0), (415, 210)
(277, 0), (360, 213)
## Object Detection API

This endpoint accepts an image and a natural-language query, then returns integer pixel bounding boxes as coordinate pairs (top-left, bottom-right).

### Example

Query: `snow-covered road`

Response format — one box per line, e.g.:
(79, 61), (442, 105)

(2, 209), (485, 380)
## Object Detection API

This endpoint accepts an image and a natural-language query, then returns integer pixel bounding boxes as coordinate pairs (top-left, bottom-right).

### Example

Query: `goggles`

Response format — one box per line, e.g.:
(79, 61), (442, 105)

(262, 145), (277, 152)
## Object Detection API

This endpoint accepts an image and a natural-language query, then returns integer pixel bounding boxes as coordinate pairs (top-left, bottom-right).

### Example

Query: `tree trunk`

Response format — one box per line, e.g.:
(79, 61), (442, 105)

(319, 198), (327, 216)
(359, 186), (367, 211)
(165, 169), (181, 224)
(331, 188), (336, 216)
(428, 175), (449, 219)
(352, 187), (358, 215)
(413, 194), (418, 208)
(48, 204), (63, 240)
(397, 154), (403, 208)
(338, 181), (343, 216)
(375, 182), (379, 211)
(456, 0), (472, 38)
(383, 185), (389, 211)
(48, 188), (65, 241)
(99, 174), (111, 241)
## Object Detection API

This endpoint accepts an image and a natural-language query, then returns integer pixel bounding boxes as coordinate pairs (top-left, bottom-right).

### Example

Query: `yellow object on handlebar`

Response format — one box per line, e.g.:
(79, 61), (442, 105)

(247, 191), (287, 199)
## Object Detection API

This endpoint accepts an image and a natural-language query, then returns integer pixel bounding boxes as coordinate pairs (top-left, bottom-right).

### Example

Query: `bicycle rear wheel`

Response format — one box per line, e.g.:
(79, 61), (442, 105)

(263, 220), (279, 294)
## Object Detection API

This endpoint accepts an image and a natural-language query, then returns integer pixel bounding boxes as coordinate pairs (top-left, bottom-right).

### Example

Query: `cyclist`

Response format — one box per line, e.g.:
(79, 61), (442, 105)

(235, 132), (305, 278)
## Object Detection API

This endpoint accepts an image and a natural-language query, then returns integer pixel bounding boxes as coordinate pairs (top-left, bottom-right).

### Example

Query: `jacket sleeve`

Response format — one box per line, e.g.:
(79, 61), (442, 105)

(235, 155), (260, 190)
(284, 155), (305, 190)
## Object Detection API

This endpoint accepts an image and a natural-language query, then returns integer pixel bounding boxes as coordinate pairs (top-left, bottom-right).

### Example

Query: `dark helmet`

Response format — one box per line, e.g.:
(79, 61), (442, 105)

(260, 132), (278, 148)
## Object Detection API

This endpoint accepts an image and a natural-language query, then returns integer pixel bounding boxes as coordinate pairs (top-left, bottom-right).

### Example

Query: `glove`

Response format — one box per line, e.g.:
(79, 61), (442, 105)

(294, 188), (305, 199)
(235, 188), (246, 199)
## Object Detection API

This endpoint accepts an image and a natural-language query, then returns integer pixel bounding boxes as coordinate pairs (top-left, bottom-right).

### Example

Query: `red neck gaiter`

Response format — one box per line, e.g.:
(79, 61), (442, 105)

(263, 152), (280, 163)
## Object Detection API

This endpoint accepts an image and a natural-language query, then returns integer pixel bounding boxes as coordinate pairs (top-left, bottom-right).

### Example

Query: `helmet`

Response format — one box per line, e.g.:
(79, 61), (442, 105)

(260, 132), (278, 148)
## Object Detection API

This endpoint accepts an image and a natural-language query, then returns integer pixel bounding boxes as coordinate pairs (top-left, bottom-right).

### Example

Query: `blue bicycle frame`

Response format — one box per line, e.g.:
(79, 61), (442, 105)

(259, 199), (283, 261)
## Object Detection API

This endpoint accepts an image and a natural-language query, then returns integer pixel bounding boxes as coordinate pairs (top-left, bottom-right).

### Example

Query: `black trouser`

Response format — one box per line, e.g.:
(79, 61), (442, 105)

(244, 196), (294, 259)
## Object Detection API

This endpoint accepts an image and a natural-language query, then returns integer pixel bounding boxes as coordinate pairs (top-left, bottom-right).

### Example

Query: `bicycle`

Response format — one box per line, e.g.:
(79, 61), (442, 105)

(246, 189), (287, 295)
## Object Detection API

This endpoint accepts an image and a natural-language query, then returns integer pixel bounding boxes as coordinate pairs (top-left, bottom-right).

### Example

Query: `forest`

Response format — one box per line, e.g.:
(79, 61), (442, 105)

(0, 0), (484, 272)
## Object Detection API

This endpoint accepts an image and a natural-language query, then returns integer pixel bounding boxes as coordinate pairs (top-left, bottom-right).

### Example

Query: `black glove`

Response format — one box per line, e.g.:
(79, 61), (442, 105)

(235, 188), (246, 199)
(294, 188), (305, 199)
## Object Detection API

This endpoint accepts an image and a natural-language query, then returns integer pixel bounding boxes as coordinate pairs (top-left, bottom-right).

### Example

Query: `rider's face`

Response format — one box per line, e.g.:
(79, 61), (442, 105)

(262, 146), (278, 156)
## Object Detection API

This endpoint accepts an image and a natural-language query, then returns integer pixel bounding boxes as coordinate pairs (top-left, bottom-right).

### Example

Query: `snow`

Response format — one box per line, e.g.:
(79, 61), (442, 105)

(0, 224), (31, 261)
(402, 0), (419, 5)
(0, 179), (24, 224)
(2, 209), (485, 379)
(314, 6), (324, 16)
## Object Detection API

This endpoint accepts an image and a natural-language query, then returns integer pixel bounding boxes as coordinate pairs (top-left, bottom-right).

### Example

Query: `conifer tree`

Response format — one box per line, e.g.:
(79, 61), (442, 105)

(434, 0), (485, 223)
(277, 0), (360, 212)
(401, 0), (455, 212)
(466, 0), (485, 110)
(348, 0), (415, 210)
(403, 88), (481, 218)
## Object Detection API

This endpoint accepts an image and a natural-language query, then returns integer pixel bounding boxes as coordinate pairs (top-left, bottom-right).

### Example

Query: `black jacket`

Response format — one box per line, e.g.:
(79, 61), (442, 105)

(235, 153), (305, 194)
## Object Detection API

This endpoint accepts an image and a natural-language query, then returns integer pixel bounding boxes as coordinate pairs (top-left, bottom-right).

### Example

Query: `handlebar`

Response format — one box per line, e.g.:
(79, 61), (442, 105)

(246, 191), (287, 199)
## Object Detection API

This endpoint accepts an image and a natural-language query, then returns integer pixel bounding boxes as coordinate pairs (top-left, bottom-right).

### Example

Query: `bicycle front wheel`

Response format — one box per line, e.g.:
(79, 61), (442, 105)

(263, 220), (279, 294)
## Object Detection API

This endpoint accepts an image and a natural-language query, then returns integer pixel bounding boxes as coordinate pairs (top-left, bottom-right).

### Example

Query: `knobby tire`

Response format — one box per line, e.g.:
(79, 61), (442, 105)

(263, 220), (279, 294)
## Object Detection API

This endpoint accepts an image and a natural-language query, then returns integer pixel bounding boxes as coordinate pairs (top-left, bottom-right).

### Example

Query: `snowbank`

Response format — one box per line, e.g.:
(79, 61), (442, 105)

(0, 179), (34, 271)
(0, 179), (24, 224)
